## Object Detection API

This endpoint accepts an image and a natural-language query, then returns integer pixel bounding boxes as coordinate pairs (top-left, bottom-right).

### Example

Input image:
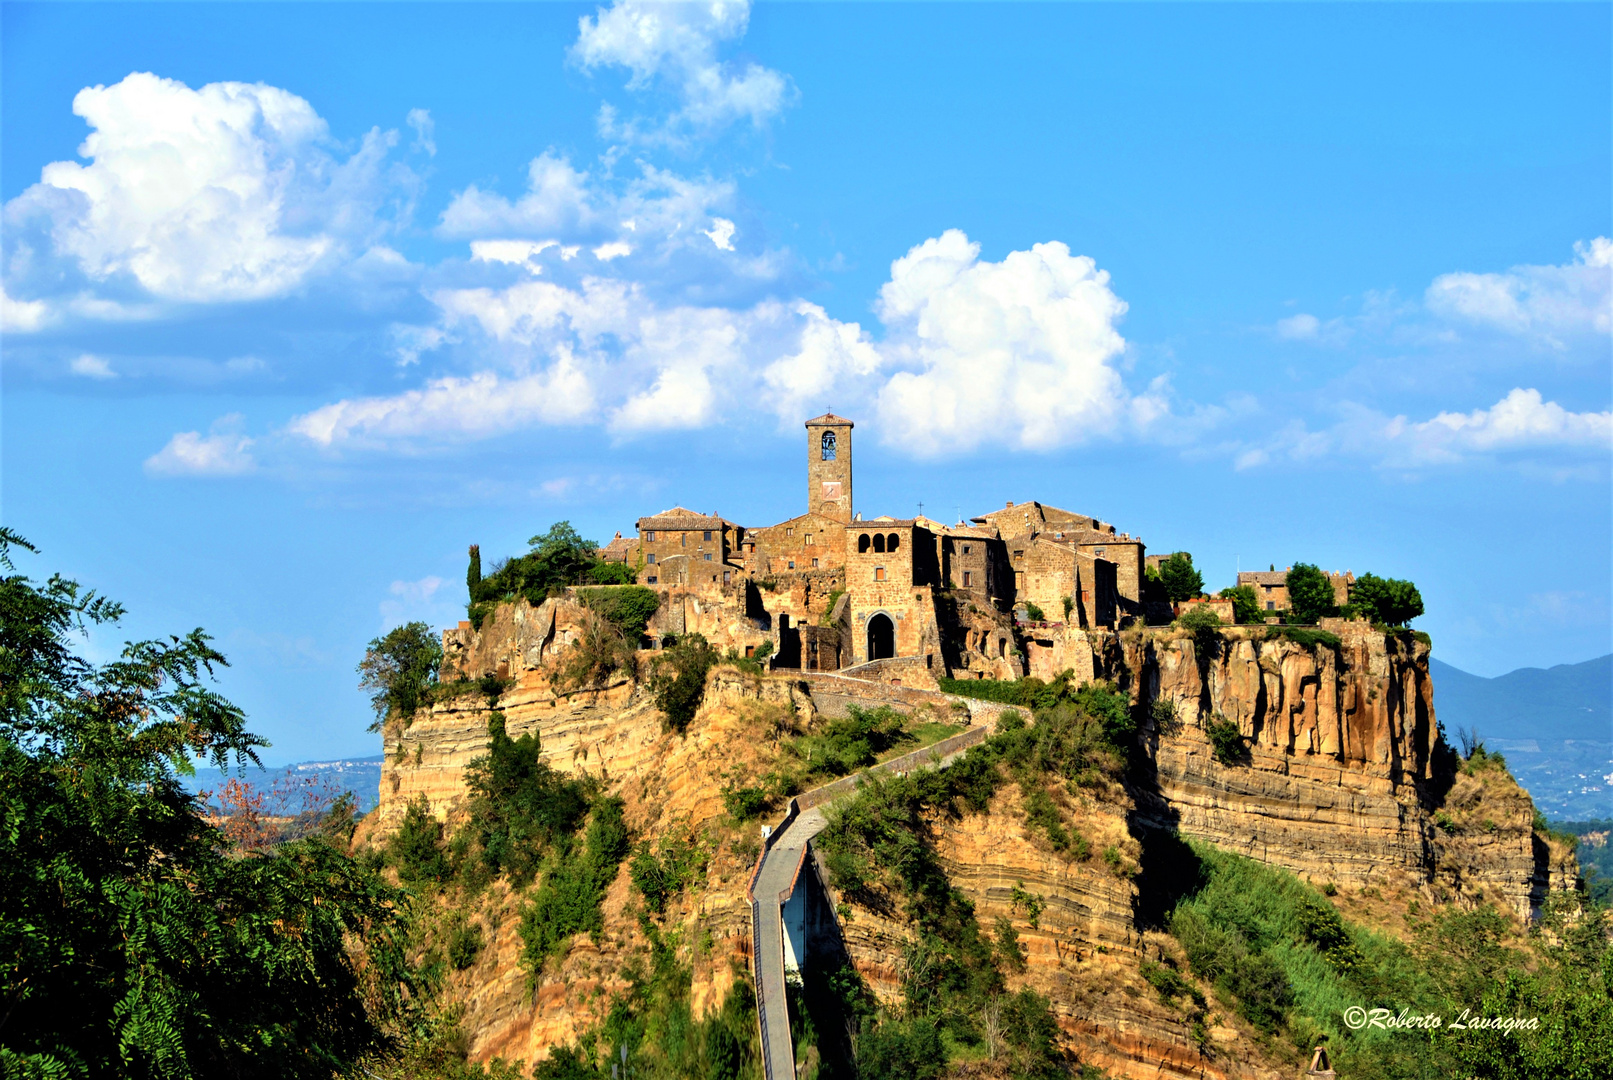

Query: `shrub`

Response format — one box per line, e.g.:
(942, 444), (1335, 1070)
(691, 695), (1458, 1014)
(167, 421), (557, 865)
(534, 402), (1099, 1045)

(459, 713), (592, 887)
(994, 916), (1027, 973)
(467, 543), (481, 593)
(1062, 595), (1075, 622)
(1023, 602), (1045, 622)
(722, 784), (769, 821)
(576, 584), (661, 639)
(1351, 572), (1424, 627)
(628, 831), (707, 915)
(558, 615), (636, 690)
(650, 633), (721, 733)
(1221, 584), (1261, 624)
(358, 621), (442, 731)
(1205, 715), (1246, 766)
(794, 704), (910, 777)
(447, 918), (484, 970)
(1284, 563), (1336, 624)
(388, 795), (449, 886)
(519, 797), (630, 970)
(1158, 552), (1204, 603)
(1272, 625), (1341, 650)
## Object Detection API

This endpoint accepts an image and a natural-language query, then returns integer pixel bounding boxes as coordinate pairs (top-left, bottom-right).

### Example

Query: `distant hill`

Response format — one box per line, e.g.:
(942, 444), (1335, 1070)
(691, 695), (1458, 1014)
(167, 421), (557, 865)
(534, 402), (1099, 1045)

(1431, 654), (1610, 743)
(182, 755), (385, 815)
(1431, 654), (1611, 819)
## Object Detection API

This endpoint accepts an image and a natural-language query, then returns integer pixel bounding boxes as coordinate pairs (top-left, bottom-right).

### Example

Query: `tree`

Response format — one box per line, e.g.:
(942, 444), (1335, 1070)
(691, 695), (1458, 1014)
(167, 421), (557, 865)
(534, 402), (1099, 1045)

(358, 621), (443, 732)
(1284, 563), (1336, 624)
(1221, 585), (1261, 624)
(467, 543), (482, 594)
(1158, 553), (1204, 604)
(0, 529), (412, 1079)
(525, 521), (601, 590)
(1351, 572), (1424, 627)
(650, 633), (721, 734)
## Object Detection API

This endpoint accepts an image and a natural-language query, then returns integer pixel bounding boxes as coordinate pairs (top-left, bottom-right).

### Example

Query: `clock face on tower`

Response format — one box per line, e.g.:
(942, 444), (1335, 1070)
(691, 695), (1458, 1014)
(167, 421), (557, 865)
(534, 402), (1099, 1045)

(821, 482), (842, 499)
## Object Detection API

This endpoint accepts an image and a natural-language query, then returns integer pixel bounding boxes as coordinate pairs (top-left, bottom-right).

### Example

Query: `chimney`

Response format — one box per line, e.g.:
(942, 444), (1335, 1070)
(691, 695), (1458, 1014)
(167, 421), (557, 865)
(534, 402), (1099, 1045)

(1005, 500), (1014, 508)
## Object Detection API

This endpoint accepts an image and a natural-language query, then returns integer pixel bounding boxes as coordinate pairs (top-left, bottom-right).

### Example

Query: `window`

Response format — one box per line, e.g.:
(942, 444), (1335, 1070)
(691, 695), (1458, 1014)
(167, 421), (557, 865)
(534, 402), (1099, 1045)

(886, 533), (900, 552)
(811, 558), (819, 568)
(647, 553), (656, 564)
(646, 530), (656, 541)
(1095, 547), (1106, 557)
(1015, 571), (1025, 590)
(805, 533), (812, 545)
(858, 534), (871, 553)
(874, 566), (886, 581)
(963, 544), (971, 555)
(788, 560), (795, 569)
(786, 527), (794, 536)
(703, 553), (712, 561)
(821, 430), (837, 460)
(872, 534), (886, 553)
(723, 571), (731, 584)
(963, 571), (972, 587)
(648, 575), (658, 584)
(1014, 550), (1024, 558)
(1266, 601), (1275, 611)
(681, 533), (686, 546)
(703, 530), (713, 541)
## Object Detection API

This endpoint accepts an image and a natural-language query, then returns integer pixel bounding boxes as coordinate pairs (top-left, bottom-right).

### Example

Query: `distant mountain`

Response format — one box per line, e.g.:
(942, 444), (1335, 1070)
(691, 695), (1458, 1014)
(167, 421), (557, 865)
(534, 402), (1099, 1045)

(181, 755), (385, 815)
(1431, 654), (1612, 820)
(1431, 654), (1610, 743)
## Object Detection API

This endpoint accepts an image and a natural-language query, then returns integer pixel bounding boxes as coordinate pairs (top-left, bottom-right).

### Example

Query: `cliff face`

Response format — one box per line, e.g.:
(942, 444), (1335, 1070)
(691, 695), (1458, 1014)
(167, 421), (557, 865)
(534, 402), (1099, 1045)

(370, 605), (1577, 1076)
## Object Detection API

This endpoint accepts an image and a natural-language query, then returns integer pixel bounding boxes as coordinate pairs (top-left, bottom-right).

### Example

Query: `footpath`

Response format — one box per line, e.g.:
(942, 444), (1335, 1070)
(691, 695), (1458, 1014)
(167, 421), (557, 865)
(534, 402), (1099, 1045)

(746, 720), (1000, 1080)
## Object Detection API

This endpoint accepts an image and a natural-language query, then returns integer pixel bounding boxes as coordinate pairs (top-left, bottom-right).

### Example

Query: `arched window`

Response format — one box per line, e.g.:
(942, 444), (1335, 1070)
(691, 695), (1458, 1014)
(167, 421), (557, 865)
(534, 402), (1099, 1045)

(820, 430), (837, 461)
(858, 533), (871, 553)
(872, 534), (886, 553)
(886, 533), (900, 552)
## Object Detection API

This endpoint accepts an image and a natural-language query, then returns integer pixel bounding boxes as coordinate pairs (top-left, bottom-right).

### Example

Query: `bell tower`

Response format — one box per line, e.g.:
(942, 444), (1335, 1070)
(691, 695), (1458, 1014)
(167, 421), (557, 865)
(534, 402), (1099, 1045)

(805, 413), (854, 523)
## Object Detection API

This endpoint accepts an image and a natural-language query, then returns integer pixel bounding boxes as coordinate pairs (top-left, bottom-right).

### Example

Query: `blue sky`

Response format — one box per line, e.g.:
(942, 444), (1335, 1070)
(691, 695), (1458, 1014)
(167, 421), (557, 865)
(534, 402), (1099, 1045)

(3, 2), (1609, 764)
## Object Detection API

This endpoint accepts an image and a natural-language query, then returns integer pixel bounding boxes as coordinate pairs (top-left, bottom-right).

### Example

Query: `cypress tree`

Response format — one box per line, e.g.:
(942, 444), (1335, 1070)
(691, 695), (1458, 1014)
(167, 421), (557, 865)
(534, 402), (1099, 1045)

(467, 543), (482, 595)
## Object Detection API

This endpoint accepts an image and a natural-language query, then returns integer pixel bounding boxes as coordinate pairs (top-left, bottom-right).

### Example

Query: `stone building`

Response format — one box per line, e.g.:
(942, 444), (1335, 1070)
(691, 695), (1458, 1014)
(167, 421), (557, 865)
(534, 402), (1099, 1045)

(633, 509), (744, 590)
(1236, 568), (1356, 613)
(971, 500), (1146, 623)
(805, 413), (855, 523)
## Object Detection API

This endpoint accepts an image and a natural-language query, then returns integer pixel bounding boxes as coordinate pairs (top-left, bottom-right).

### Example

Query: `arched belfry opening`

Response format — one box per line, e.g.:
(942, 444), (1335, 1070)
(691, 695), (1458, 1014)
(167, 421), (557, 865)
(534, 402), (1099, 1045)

(867, 613), (895, 661)
(820, 430), (836, 460)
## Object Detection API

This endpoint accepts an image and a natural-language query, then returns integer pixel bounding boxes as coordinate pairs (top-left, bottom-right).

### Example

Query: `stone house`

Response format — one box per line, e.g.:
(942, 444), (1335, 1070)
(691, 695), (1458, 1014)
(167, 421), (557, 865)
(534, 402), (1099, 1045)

(1236, 568), (1355, 613)
(633, 509), (744, 590)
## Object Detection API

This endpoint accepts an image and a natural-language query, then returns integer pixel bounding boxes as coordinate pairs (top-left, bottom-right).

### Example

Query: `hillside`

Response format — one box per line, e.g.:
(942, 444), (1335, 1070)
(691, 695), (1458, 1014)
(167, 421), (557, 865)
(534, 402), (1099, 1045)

(1431, 655), (1612, 819)
(353, 597), (1604, 1079)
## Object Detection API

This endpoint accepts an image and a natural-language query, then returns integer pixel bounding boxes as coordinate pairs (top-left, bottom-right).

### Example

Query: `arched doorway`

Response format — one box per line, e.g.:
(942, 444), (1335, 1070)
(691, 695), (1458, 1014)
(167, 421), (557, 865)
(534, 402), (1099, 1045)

(867, 613), (895, 661)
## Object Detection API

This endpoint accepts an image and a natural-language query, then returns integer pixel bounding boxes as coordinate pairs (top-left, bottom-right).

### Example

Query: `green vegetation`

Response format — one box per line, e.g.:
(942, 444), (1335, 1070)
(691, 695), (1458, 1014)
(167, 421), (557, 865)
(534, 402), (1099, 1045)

(1023, 601), (1046, 622)
(807, 690), (1139, 1076)
(650, 633), (722, 733)
(1350, 572), (1425, 628)
(940, 673), (1134, 748)
(359, 620), (444, 730)
(1550, 819), (1613, 905)
(0, 529), (413, 1079)
(1153, 835), (1613, 1079)
(576, 584), (662, 640)
(1220, 584), (1262, 624)
(822, 586), (847, 625)
(1204, 715), (1247, 766)
(467, 543), (481, 592)
(468, 521), (634, 628)
(519, 797), (631, 970)
(1284, 562), (1337, 624)
(791, 704), (913, 777)
(1158, 552), (1204, 603)
(1269, 625), (1341, 650)
(455, 713), (593, 887)
(629, 829), (709, 916)
(533, 923), (761, 1079)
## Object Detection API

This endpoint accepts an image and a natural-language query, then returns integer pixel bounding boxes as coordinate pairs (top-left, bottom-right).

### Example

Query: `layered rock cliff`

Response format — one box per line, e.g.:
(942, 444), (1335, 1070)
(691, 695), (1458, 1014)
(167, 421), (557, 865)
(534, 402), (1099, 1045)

(366, 603), (1578, 1076)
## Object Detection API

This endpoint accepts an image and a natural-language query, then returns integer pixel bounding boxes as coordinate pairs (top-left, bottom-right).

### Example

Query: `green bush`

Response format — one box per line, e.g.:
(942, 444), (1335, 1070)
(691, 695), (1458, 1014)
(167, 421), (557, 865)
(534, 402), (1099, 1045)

(358, 621), (443, 731)
(1272, 625), (1341, 649)
(1205, 715), (1246, 766)
(519, 798), (630, 971)
(628, 831), (707, 915)
(1284, 563), (1337, 624)
(792, 704), (910, 777)
(558, 616), (637, 690)
(1023, 601), (1045, 622)
(447, 918), (485, 970)
(458, 713), (592, 888)
(1175, 605), (1222, 630)
(650, 633), (721, 733)
(721, 784), (769, 821)
(1158, 552), (1204, 603)
(576, 585), (661, 639)
(1351, 572), (1424, 627)
(390, 795), (450, 886)
(1221, 584), (1261, 624)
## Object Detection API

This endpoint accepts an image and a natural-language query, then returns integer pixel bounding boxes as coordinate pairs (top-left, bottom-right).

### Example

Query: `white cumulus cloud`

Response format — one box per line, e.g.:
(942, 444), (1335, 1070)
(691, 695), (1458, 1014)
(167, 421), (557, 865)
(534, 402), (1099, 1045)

(703, 217), (736, 251)
(3, 72), (412, 308)
(438, 151), (598, 239)
(1389, 387), (1613, 464)
(572, 0), (792, 139)
(144, 415), (256, 476)
(1426, 237), (1612, 344)
(873, 230), (1132, 455)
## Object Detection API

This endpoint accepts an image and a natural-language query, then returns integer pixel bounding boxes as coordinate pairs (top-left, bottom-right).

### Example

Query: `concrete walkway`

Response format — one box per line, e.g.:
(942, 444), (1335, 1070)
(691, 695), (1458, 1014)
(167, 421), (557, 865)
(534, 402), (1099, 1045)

(748, 725), (998, 1080)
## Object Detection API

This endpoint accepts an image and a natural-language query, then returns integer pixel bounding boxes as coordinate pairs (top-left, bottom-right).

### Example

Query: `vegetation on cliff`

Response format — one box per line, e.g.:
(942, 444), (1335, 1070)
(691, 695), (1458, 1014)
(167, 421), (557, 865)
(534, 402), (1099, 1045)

(361, 620), (444, 730)
(468, 522), (637, 629)
(0, 529), (417, 1080)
